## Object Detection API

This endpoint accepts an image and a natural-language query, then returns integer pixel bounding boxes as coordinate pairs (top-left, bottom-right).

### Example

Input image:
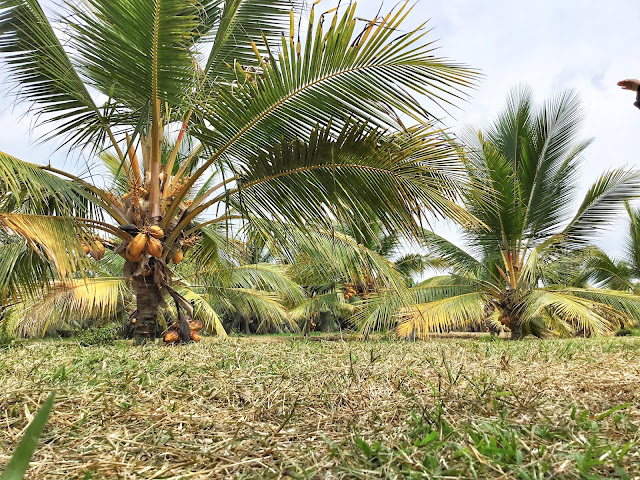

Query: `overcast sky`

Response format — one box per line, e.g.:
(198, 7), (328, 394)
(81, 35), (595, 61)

(1, 0), (640, 257)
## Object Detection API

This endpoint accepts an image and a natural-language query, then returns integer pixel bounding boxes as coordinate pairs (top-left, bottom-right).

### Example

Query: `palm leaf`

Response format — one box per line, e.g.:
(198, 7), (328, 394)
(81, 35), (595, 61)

(175, 2), (478, 215)
(0, 0), (114, 149)
(0, 213), (93, 278)
(204, 0), (303, 80)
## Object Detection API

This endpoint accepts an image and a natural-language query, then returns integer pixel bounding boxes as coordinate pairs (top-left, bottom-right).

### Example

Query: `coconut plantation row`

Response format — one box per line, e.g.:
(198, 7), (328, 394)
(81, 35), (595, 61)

(0, 0), (639, 478)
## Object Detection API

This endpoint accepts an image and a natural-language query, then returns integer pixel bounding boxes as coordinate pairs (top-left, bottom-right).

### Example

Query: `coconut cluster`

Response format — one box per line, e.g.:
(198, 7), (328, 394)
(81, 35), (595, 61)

(164, 319), (203, 345)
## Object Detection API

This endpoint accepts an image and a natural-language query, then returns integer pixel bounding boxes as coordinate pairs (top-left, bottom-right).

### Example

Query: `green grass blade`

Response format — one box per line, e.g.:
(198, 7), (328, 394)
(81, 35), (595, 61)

(1, 391), (56, 480)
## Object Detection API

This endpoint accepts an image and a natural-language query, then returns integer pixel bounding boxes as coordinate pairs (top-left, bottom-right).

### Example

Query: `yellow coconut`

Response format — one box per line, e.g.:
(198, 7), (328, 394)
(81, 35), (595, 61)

(129, 233), (147, 257)
(125, 245), (143, 263)
(145, 237), (163, 258)
(164, 330), (179, 343)
(172, 249), (184, 264)
(190, 331), (202, 342)
(90, 241), (105, 260)
(81, 243), (90, 255)
(189, 320), (203, 332)
(148, 225), (164, 239)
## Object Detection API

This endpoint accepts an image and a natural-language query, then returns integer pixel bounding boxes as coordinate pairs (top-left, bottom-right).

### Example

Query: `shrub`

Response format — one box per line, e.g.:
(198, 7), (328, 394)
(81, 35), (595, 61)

(76, 324), (120, 346)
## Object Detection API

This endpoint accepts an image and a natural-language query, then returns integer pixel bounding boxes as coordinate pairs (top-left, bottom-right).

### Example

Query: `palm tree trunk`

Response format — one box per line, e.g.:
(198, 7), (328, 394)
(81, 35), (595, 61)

(132, 277), (163, 342)
(510, 316), (524, 340)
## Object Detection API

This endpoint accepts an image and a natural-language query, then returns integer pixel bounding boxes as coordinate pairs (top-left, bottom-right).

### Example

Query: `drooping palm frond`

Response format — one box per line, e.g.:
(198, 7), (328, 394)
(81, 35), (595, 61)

(215, 124), (476, 244)
(0, 151), (101, 217)
(246, 218), (408, 293)
(1, 277), (127, 337)
(355, 275), (491, 336)
(396, 291), (489, 339)
(289, 291), (356, 325)
(520, 288), (631, 337)
(0, 234), (52, 302)
(562, 169), (640, 247)
(0, 213), (93, 277)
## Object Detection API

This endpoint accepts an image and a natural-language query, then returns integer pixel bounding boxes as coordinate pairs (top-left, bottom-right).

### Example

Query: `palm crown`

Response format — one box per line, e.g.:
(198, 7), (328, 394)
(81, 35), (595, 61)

(0, 0), (478, 340)
(387, 88), (640, 339)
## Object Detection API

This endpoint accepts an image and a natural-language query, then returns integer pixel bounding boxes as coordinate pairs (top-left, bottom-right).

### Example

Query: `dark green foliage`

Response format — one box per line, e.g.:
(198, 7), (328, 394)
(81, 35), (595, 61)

(76, 324), (121, 346)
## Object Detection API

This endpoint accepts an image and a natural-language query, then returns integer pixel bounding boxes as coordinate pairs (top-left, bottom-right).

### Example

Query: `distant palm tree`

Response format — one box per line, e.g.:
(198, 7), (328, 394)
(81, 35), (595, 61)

(0, 1), (478, 341)
(361, 88), (640, 339)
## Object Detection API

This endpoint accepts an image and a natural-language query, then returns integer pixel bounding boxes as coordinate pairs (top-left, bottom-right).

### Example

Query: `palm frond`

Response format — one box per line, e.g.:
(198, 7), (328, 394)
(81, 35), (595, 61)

(0, 0), (113, 149)
(0, 151), (102, 217)
(223, 124), (476, 240)
(182, 2), (477, 205)
(2, 277), (126, 337)
(204, 0), (303, 80)
(397, 292), (489, 339)
(68, 0), (200, 116)
(0, 235), (52, 302)
(562, 169), (640, 246)
(356, 276), (488, 336)
(0, 213), (93, 277)
(521, 288), (628, 337)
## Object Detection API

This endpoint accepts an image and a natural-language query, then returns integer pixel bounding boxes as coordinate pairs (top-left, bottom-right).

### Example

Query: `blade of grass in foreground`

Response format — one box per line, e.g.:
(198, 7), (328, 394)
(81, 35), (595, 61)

(1, 391), (56, 480)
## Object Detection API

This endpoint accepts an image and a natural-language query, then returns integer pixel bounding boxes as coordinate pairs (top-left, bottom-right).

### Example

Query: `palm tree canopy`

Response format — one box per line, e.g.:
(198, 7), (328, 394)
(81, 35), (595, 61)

(366, 87), (640, 338)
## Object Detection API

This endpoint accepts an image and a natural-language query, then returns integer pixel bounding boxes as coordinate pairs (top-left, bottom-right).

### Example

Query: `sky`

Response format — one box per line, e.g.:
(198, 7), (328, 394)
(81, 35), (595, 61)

(1, 0), (640, 257)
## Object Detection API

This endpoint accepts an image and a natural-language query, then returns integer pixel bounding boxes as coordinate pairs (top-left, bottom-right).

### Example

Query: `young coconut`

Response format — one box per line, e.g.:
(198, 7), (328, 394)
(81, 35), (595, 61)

(81, 243), (90, 255)
(190, 331), (202, 342)
(148, 225), (164, 239)
(129, 233), (147, 257)
(145, 237), (163, 258)
(172, 249), (184, 264)
(164, 330), (179, 344)
(189, 320), (203, 331)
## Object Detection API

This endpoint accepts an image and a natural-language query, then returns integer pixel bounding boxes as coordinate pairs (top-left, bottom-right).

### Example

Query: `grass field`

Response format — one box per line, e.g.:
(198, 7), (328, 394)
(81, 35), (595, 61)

(1, 337), (639, 479)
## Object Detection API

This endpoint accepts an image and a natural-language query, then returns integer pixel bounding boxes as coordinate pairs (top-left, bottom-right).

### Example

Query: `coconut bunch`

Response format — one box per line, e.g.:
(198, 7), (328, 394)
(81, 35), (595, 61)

(343, 283), (357, 301)
(164, 319), (203, 345)
(80, 239), (106, 261)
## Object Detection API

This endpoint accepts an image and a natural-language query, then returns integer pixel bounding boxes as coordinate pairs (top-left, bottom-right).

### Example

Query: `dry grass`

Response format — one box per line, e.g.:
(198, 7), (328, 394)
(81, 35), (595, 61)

(1, 336), (639, 479)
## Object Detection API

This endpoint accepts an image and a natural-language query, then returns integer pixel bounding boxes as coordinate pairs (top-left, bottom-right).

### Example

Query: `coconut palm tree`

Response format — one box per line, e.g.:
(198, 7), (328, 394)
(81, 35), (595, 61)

(361, 87), (640, 339)
(0, 0), (479, 341)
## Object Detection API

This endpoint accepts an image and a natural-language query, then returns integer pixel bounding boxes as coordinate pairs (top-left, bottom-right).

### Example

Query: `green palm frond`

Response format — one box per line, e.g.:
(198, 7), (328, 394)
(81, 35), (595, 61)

(247, 219), (408, 292)
(625, 202), (640, 276)
(204, 0), (303, 80)
(0, 151), (101, 217)
(562, 169), (640, 246)
(289, 291), (355, 324)
(0, 235), (52, 302)
(180, 3), (477, 205)
(225, 263), (304, 305)
(223, 124), (475, 240)
(421, 230), (486, 277)
(0, 0), (115, 149)
(521, 288), (628, 337)
(69, 0), (200, 113)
